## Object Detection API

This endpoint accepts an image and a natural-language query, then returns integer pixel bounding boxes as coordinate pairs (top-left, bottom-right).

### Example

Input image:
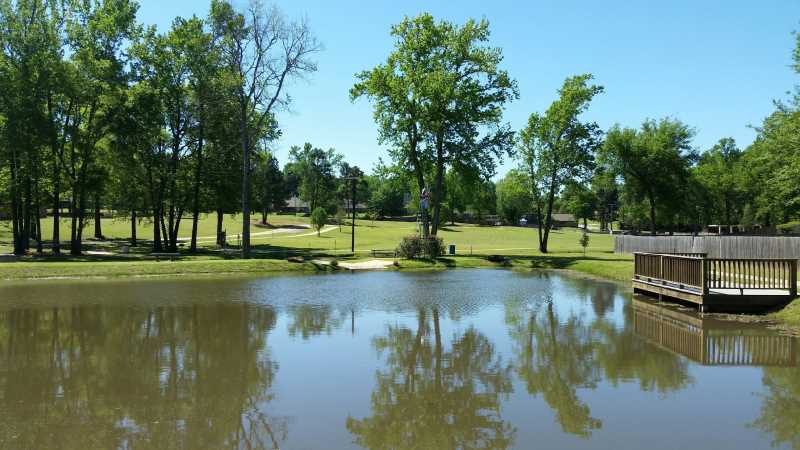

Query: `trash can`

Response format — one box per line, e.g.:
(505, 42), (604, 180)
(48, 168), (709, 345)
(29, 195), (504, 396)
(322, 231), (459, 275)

(448, 244), (456, 255)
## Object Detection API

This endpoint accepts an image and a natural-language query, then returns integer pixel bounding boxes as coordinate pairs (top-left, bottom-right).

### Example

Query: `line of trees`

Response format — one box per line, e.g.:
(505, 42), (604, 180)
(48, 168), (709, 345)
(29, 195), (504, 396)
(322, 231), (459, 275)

(4, 6), (800, 257)
(0, 0), (319, 256)
(357, 14), (800, 252)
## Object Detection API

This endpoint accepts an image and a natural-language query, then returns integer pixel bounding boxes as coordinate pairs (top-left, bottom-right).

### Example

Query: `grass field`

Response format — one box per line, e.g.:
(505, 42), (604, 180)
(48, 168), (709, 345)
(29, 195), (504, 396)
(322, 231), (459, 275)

(0, 214), (631, 279)
(3, 214), (800, 330)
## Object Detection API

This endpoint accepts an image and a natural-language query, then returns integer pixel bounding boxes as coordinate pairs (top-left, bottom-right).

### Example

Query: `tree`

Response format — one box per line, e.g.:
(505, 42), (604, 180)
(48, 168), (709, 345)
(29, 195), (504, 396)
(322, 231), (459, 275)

(210, 0), (320, 259)
(352, 14), (517, 237)
(563, 181), (596, 230)
(496, 169), (531, 225)
(601, 118), (695, 235)
(310, 207), (327, 236)
(285, 143), (342, 213)
(252, 150), (285, 224)
(694, 137), (745, 228)
(367, 162), (408, 218)
(579, 231), (589, 255)
(518, 74), (603, 252)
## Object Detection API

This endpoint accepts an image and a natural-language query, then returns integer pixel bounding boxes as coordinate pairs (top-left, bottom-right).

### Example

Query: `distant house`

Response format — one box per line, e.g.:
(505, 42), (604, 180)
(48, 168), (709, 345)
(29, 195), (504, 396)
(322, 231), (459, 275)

(283, 196), (309, 214)
(343, 199), (368, 214)
(551, 213), (577, 228)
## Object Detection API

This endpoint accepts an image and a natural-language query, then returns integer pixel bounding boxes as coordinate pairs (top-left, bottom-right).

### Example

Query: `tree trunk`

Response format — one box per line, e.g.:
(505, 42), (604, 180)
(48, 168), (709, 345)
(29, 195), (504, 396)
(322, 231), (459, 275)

(239, 102), (251, 259)
(131, 209), (137, 247)
(540, 173), (558, 254)
(430, 135), (445, 236)
(93, 191), (102, 239)
(34, 190), (42, 254)
(190, 106), (205, 253)
(152, 205), (162, 252)
(648, 193), (657, 236)
(216, 208), (224, 247)
(52, 174), (60, 255)
(72, 189), (86, 256)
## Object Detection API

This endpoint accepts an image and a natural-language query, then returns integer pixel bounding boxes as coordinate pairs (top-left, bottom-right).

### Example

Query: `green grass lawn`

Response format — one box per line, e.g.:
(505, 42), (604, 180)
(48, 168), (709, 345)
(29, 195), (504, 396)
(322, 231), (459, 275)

(1, 214), (631, 280)
(4, 214), (800, 331)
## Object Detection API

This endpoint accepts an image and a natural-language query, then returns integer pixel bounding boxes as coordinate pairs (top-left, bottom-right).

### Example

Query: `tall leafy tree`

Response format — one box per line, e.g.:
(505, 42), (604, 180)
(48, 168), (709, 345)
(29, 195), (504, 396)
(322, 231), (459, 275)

(601, 118), (695, 235)
(210, 0), (320, 259)
(694, 137), (745, 228)
(352, 14), (517, 237)
(518, 74), (603, 253)
(495, 169), (531, 225)
(285, 143), (342, 213)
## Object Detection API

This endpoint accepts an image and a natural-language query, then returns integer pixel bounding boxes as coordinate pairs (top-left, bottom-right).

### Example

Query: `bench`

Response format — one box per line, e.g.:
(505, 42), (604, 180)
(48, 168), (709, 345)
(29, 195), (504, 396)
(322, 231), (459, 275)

(150, 252), (182, 261)
(371, 249), (396, 258)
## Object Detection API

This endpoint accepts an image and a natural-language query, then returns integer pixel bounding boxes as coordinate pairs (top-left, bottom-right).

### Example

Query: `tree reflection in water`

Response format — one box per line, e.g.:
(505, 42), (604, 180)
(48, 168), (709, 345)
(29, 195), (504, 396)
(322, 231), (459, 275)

(347, 306), (515, 449)
(504, 276), (692, 438)
(752, 366), (800, 449)
(0, 304), (285, 450)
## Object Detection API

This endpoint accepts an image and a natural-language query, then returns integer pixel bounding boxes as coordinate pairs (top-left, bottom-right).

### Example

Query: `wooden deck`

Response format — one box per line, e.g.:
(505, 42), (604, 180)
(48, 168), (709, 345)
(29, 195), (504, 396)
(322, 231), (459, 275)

(632, 297), (797, 366)
(633, 252), (798, 312)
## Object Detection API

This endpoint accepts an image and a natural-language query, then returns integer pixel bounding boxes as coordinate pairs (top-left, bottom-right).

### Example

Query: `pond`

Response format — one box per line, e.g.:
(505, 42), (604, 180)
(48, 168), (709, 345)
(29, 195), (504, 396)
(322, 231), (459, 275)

(0, 270), (798, 450)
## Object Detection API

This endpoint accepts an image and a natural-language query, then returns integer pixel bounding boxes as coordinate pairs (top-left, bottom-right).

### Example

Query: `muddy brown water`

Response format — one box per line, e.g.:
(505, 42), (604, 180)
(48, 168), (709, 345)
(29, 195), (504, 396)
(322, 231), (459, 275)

(0, 270), (797, 450)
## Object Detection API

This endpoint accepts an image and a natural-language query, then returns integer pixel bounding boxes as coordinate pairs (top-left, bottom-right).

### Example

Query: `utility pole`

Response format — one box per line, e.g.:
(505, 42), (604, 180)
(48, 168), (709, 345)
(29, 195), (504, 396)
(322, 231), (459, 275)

(343, 175), (359, 254)
(351, 177), (356, 253)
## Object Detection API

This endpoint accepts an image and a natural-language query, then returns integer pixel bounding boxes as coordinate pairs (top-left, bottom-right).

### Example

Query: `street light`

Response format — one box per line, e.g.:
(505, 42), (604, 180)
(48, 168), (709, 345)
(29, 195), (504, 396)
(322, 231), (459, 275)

(342, 175), (359, 254)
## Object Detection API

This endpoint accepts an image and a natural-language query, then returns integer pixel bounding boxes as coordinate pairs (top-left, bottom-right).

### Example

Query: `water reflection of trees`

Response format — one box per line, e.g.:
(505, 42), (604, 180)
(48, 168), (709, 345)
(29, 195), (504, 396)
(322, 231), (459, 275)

(504, 293), (692, 438)
(347, 306), (516, 449)
(0, 304), (284, 450)
(753, 366), (800, 449)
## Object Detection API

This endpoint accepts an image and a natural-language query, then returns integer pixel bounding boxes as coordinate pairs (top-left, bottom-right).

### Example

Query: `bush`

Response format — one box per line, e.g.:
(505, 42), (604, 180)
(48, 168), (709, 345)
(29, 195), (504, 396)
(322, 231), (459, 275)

(330, 259), (339, 268)
(397, 235), (444, 259)
(311, 207), (328, 236)
(397, 235), (423, 259)
(422, 236), (445, 258)
(777, 221), (800, 235)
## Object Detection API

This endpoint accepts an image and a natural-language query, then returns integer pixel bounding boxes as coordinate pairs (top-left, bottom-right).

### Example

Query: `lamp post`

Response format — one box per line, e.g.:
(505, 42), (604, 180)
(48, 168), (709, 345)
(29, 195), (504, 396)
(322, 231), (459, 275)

(343, 175), (359, 254)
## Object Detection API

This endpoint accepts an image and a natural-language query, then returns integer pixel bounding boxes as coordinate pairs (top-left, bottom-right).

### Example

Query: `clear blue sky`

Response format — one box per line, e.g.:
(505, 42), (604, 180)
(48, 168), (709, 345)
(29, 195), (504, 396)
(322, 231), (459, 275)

(138, 0), (800, 178)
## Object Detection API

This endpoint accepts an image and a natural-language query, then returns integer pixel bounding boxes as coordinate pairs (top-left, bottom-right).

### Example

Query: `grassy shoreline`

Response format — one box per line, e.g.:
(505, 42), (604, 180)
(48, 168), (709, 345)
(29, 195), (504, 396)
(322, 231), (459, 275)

(3, 214), (798, 330)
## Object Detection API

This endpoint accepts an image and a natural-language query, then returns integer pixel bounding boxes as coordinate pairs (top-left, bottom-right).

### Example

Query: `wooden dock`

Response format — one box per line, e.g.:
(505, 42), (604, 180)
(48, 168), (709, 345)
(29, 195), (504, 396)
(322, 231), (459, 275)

(633, 297), (797, 367)
(633, 252), (798, 312)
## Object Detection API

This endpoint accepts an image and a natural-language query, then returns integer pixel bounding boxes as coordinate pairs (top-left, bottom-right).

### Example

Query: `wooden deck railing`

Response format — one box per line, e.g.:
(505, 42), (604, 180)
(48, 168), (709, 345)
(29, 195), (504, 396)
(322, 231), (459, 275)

(707, 259), (797, 292)
(634, 252), (798, 296)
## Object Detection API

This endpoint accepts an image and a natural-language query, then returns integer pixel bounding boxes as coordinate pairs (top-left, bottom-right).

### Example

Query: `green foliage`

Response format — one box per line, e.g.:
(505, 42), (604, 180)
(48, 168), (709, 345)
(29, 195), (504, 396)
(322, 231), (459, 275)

(518, 74), (603, 252)
(285, 143), (343, 213)
(579, 231), (590, 255)
(740, 204), (755, 231)
(601, 118), (695, 234)
(693, 138), (746, 227)
(777, 221), (800, 235)
(496, 169), (532, 224)
(352, 13), (517, 236)
(563, 182), (596, 228)
(396, 235), (444, 259)
(310, 207), (328, 236)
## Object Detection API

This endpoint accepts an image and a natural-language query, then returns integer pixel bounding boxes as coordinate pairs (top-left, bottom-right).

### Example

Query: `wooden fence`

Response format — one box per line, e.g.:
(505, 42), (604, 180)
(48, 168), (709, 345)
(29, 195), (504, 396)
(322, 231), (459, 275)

(616, 235), (800, 259)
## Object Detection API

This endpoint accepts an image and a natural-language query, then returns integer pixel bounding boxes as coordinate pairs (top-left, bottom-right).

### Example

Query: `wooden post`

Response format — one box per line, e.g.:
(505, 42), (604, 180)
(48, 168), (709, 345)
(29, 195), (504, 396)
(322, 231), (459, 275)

(701, 257), (708, 296)
(659, 254), (664, 285)
(791, 259), (797, 298)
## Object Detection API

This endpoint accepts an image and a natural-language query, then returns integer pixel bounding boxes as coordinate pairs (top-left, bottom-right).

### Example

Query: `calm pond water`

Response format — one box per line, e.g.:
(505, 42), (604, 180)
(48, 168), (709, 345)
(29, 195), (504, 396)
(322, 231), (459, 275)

(0, 269), (798, 450)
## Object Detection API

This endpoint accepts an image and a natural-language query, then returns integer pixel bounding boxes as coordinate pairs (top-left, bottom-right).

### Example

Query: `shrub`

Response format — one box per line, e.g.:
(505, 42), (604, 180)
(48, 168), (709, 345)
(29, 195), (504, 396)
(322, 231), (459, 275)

(397, 235), (423, 259)
(330, 259), (339, 268)
(397, 235), (444, 259)
(311, 207), (328, 236)
(777, 221), (800, 235)
(422, 236), (445, 258)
